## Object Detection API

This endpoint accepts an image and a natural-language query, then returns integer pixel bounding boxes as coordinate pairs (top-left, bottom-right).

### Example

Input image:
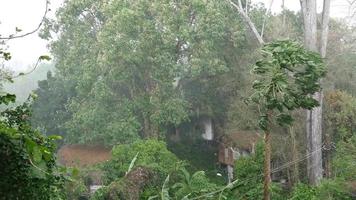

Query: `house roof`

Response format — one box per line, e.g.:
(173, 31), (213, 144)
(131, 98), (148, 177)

(57, 144), (111, 167)
(221, 130), (262, 150)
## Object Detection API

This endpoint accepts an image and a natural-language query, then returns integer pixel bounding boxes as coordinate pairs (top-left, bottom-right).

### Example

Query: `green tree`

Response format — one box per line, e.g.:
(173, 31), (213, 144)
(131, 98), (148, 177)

(250, 40), (326, 200)
(31, 71), (75, 140)
(36, 0), (252, 145)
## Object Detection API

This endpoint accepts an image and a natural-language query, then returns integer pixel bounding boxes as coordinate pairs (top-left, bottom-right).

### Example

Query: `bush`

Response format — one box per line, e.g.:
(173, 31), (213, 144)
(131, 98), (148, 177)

(0, 98), (66, 199)
(172, 169), (218, 199)
(230, 141), (285, 199)
(289, 180), (353, 200)
(91, 167), (155, 200)
(90, 186), (109, 200)
(102, 140), (181, 184)
(317, 179), (353, 200)
(333, 135), (356, 180)
(65, 168), (90, 200)
(289, 183), (317, 200)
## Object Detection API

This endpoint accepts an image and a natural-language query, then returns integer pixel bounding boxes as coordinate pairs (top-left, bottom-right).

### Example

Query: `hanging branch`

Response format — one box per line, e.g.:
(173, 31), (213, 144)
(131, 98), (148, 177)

(11, 55), (51, 80)
(0, 0), (49, 40)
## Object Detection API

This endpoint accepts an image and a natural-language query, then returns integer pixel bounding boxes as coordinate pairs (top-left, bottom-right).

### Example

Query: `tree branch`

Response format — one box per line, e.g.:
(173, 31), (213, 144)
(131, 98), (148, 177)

(300, 0), (307, 21)
(28, 158), (51, 176)
(0, 0), (49, 40)
(228, 0), (264, 45)
(261, 0), (274, 39)
(11, 56), (46, 80)
(245, 0), (250, 14)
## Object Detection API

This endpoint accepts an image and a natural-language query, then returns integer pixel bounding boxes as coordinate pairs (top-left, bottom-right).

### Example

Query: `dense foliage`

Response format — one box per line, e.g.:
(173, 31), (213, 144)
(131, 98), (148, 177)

(33, 0), (256, 145)
(31, 71), (75, 140)
(0, 96), (66, 199)
(231, 142), (284, 200)
(289, 180), (353, 200)
(232, 142), (265, 199)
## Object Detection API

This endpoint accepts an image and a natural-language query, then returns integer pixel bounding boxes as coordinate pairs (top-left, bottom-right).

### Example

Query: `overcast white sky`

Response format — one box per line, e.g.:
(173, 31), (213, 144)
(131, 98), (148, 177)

(0, 0), (352, 72)
(0, 0), (63, 71)
(254, 0), (351, 18)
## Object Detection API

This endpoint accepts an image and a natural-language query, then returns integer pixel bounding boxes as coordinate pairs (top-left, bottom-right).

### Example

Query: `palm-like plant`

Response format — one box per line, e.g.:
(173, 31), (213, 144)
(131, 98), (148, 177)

(173, 169), (213, 198)
(250, 40), (326, 200)
(149, 168), (222, 200)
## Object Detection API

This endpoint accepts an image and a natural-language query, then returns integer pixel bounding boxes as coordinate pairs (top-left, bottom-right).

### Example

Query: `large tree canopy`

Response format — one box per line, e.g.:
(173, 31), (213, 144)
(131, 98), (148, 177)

(34, 0), (256, 145)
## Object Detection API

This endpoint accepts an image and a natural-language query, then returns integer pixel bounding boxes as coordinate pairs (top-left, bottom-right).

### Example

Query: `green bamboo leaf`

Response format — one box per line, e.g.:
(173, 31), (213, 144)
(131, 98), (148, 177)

(126, 152), (139, 174)
(161, 175), (171, 200)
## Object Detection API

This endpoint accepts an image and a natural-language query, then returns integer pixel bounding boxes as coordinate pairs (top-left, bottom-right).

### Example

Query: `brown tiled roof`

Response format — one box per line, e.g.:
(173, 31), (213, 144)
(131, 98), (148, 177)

(57, 144), (111, 167)
(222, 130), (261, 150)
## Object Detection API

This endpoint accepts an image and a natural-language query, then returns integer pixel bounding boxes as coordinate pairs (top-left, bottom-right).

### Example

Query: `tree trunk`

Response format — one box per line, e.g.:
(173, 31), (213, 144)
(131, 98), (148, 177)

(300, 0), (323, 186)
(143, 116), (151, 138)
(263, 111), (273, 200)
(290, 126), (300, 185)
(227, 164), (234, 184)
(320, 0), (331, 58)
(308, 92), (323, 185)
(320, 0), (331, 179)
(324, 133), (332, 178)
(263, 128), (271, 200)
(300, 0), (318, 51)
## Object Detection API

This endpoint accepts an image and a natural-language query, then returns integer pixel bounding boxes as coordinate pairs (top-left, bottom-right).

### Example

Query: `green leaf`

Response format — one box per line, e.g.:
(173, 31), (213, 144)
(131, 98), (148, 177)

(276, 114), (293, 126)
(48, 135), (62, 140)
(71, 167), (80, 178)
(32, 146), (42, 163)
(25, 137), (36, 152)
(299, 97), (319, 109)
(42, 149), (52, 162)
(182, 196), (190, 200)
(3, 52), (11, 60)
(39, 55), (51, 61)
(258, 115), (268, 131)
(161, 175), (171, 200)
(148, 195), (158, 200)
(252, 80), (264, 89)
(30, 161), (47, 179)
(126, 152), (139, 174)
(0, 94), (16, 105)
(273, 46), (283, 53)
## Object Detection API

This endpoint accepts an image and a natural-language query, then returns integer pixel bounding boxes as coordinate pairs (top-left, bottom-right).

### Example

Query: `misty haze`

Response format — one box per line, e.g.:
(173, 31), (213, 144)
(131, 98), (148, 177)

(1, 0), (356, 199)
